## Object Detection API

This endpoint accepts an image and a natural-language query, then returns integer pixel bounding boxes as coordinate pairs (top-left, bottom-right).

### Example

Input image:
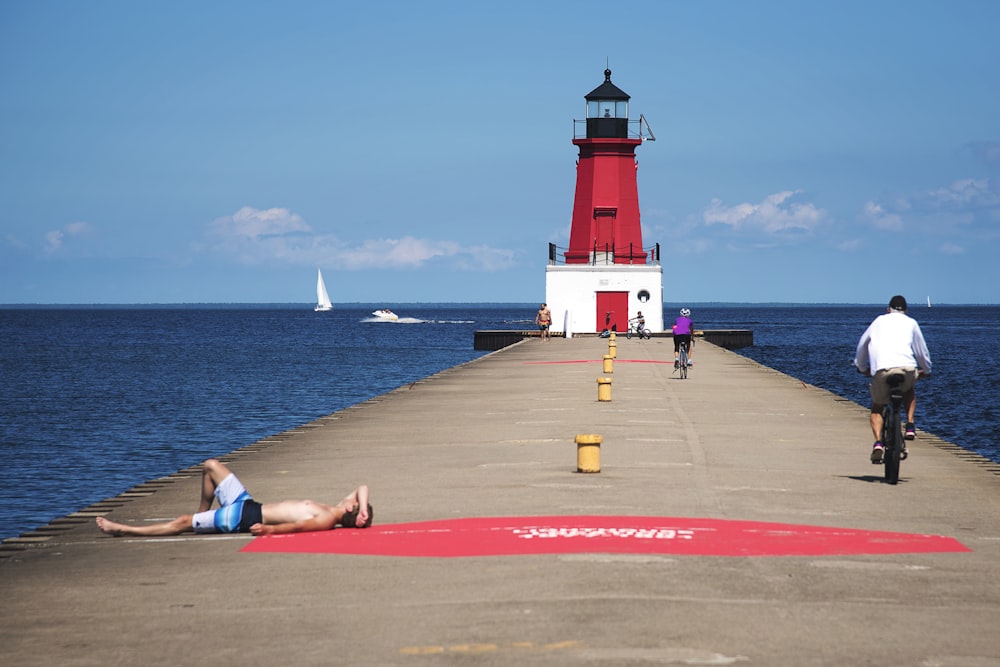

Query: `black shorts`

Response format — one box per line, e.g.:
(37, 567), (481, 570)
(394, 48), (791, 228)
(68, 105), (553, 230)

(237, 500), (263, 533)
(674, 334), (692, 352)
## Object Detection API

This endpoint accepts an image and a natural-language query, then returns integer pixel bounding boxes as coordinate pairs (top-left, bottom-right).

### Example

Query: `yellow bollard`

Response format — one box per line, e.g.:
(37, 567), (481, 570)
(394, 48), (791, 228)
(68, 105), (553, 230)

(602, 354), (613, 374)
(597, 376), (612, 402)
(609, 331), (616, 342)
(576, 434), (602, 473)
(608, 339), (617, 359)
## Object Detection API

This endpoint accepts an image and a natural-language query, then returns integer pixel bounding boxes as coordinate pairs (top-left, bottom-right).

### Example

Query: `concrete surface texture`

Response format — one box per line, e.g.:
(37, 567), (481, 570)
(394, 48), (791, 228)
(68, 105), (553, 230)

(2, 336), (999, 666)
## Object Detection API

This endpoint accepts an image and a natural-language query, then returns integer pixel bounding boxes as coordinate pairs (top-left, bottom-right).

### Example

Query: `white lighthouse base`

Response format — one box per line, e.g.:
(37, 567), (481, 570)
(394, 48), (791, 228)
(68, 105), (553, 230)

(545, 264), (663, 334)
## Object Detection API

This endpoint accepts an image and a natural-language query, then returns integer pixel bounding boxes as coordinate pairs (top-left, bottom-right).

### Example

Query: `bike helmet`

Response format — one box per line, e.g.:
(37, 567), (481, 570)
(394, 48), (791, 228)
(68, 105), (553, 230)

(680, 308), (690, 317)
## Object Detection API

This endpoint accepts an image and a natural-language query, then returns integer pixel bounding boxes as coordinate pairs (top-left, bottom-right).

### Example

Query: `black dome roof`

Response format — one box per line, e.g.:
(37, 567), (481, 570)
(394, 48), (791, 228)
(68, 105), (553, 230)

(584, 68), (630, 101)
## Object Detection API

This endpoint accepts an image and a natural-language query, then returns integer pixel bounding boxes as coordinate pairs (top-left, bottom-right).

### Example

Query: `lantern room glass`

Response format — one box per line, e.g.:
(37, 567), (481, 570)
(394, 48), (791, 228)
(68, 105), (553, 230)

(588, 100), (628, 119)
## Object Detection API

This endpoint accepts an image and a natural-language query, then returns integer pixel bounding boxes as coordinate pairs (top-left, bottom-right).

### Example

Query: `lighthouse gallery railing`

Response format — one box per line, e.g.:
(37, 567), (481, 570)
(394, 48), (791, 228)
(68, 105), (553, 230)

(548, 242), (660, 266)
(573, 115), (656, 141)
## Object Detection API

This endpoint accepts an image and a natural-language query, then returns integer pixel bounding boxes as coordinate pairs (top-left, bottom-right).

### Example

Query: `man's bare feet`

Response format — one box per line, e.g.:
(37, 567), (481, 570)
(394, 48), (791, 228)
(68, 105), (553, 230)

(96, 516), (127, 536)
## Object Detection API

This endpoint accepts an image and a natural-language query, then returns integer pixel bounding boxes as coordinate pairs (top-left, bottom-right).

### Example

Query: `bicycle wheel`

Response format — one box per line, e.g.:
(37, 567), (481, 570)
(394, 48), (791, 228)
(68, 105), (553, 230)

(883, 404), (902, 484)
(626, 329), (633, 340)
(679, 346), (688, 379)
(642, 328), (651, 339)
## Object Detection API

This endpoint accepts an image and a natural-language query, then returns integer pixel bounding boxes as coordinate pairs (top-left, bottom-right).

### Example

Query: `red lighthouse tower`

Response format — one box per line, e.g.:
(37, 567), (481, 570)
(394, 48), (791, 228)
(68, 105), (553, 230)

(545, 69), (662, 335)
(565, 69), (646, 265)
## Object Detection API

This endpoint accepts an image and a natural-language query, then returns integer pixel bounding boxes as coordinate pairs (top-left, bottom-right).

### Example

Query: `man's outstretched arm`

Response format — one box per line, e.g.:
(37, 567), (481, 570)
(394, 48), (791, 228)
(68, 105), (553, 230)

(249, 510), (337, 536)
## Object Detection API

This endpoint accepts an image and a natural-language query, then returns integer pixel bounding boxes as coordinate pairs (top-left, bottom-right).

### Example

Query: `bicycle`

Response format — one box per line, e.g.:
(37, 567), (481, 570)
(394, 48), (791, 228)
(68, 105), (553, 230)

(625, 318), (651, 340)
(878, 370), (908, 484)
(676, 340), (690, 379)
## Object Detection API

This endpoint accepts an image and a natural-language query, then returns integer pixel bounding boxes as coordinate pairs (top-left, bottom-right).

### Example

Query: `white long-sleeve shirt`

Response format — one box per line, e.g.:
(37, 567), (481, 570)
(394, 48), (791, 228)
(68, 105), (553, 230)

(854, 310), (932, 375)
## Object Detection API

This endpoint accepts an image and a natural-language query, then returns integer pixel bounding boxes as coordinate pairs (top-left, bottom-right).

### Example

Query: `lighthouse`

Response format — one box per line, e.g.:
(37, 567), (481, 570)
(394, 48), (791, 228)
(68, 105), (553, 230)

(546, 69), (662, 335)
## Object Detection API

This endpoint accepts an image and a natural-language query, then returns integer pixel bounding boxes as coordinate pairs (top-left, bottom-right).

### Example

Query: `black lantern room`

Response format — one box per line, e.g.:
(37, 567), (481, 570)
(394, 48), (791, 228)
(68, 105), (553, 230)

(584, 69), (630, 139)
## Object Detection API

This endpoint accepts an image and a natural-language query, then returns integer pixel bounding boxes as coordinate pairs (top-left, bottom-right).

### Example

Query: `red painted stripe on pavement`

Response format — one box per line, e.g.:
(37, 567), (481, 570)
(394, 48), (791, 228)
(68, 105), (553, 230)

(242, 516), (970, 558)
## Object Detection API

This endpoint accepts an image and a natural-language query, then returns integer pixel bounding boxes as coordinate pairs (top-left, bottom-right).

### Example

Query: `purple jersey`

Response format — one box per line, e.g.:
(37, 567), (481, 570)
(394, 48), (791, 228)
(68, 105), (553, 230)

(673, 316), (693, 335)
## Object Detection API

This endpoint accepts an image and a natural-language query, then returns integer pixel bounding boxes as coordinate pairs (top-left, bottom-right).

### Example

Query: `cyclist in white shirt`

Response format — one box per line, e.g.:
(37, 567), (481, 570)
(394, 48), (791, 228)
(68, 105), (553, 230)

(854, 295), (932, 463)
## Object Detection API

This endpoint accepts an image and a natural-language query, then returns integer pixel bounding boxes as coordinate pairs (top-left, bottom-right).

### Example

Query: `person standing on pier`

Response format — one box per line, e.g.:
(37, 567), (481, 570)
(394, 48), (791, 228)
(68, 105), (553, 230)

(535, 303), (552, 342)
(96, 458), (371, 537)
(854, 295), (932, 463)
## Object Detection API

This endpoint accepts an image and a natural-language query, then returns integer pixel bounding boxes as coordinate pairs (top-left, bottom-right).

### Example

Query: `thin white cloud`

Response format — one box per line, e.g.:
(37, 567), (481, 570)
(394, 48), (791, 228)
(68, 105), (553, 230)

(835, 238), (864, 251)
(66, 222), (91, 235)
(342, 237), (461, 269)
(44, 230), (64, 253)
(43, 221), (92, 254)
(703, 190), (825, 234)
(4, 234), (29, 250)
(455, 244), (518, 271)
(862, 178), (999, 239)
(205, 207), (517, 271)
(928, 178), (996, 207)
(940, 242), (965, 255)
(861, 201), (904, 231)
(209, 206), (310, 239)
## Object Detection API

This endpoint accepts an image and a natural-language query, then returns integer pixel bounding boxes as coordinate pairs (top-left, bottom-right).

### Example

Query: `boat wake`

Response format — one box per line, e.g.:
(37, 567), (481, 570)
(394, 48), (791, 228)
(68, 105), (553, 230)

(360, 317), (475, 324)
(362, 316), (426, 324)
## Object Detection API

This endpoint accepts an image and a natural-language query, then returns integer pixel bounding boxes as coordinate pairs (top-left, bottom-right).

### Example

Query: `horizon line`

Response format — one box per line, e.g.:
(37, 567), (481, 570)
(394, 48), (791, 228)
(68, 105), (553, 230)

(2, 301), (993, 308)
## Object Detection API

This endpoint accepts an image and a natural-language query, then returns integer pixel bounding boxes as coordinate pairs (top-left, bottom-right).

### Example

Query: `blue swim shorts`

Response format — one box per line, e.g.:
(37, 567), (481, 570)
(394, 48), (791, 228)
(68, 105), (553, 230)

(192, 473), (254, 534)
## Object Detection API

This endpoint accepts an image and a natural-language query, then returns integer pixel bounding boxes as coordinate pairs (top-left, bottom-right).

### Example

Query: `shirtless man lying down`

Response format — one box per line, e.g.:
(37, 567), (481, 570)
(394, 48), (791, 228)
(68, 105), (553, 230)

(96, 458), (371, 537)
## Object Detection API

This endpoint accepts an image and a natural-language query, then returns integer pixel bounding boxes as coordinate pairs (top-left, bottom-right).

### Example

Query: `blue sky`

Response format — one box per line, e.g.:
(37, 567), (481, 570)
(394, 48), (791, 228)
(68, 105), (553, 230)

(2, 1), (998, 304)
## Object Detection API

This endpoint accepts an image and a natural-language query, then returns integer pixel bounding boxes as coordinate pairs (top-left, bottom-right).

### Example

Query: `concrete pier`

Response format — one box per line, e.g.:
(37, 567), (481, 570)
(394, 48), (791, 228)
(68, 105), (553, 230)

(2, 337), (999, 666)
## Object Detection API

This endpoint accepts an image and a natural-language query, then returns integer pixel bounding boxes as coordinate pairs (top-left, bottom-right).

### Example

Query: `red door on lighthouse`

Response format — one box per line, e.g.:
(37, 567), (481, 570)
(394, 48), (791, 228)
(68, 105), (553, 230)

(596, 292), (628, 332)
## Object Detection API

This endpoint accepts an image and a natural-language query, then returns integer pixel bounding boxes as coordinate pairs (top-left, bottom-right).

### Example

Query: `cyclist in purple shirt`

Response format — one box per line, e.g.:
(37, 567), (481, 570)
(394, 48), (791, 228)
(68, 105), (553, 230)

(672, 308), (695, 369)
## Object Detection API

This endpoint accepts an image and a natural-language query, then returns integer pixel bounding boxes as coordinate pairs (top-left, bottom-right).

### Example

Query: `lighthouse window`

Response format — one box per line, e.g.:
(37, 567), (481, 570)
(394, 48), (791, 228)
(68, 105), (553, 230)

(588, 100), (617, 118)
(588, 100), (629, 119)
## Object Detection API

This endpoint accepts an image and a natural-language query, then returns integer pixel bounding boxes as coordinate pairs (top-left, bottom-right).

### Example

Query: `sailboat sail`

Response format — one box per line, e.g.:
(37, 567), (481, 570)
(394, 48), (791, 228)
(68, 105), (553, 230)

(315, 269), (332, 312)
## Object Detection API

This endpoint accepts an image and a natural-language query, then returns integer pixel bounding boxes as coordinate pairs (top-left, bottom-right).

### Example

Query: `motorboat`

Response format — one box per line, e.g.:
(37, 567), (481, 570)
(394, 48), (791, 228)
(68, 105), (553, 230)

(372, 308), (398, 321)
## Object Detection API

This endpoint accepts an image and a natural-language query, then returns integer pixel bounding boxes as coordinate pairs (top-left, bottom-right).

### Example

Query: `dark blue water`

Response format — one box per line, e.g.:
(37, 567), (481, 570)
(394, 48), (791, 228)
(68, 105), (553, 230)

(0, 305), (529, 541)
(2, 304), (996, 541)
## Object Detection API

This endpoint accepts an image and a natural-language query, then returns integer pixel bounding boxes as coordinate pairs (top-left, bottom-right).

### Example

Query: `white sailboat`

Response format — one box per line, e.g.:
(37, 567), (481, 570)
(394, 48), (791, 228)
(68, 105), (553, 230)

(927, 296), (932, 308)
(314, 269), (332, 312)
